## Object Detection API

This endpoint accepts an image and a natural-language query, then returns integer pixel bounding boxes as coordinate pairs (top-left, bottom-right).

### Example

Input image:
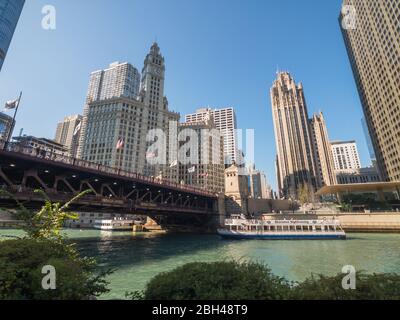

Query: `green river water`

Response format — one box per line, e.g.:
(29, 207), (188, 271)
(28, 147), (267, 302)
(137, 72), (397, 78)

(1, 228), (400, 300)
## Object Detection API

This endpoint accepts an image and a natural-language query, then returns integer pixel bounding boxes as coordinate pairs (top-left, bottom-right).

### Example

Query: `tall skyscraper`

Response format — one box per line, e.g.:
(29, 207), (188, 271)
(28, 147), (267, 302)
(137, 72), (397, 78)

(247, 163), (271, 199)
(139, 43), (180, 179)
(270, 72), (317, 199)
(309, 112), (337, 187)
(331, 140), (361, 171)
(185, 107), (238, 165)
(178, 112), (225, 194)
(78, 44), (179, 181)
(55, 115), (83, 158)
(0, 0), (24, 71)
(77, 61), (141, 159)
(340, 0), (400, 181)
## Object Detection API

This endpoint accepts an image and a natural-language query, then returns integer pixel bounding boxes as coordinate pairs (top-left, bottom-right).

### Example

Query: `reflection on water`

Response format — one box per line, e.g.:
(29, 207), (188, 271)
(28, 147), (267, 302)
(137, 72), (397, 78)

(1, 228), (400, 300)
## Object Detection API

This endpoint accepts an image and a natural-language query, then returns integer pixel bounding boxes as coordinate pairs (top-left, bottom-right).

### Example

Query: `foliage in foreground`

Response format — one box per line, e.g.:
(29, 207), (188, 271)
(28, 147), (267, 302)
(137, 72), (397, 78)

(0, 238), (110, 300)
(292, 272), (400, 300)
(135, 261), (400, 300)
(142, 261), (291, 300)
(0, 188), (111, 300)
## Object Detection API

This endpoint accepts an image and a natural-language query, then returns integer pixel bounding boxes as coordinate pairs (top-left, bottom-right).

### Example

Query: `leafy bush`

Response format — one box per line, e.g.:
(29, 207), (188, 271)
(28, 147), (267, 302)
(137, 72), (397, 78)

(291, 272), (400, 300)
(144, 261), (291, 300)
(141, 261), (400, 300)
(0, 238), (110, 300)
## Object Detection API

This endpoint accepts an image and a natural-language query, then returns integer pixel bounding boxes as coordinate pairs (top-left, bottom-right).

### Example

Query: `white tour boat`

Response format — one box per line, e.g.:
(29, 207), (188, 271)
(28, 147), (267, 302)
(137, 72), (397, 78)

(94, 219), (135, 231)
(218, 216), (346, 240)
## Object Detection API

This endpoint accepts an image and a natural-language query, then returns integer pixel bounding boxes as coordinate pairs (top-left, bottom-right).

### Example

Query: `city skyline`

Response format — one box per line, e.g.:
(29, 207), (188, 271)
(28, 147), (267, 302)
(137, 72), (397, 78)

(0, 0), (373, 191)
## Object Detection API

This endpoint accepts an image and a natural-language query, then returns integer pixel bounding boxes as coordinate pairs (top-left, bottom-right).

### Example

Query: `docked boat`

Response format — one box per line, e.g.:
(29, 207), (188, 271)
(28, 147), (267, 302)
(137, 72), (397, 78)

(94, 219), (134, 231)
(218, 216), (346, 240)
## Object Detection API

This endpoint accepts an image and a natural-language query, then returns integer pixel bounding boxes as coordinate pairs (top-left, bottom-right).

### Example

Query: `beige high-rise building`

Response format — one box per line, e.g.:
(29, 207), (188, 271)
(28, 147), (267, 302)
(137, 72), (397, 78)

(55, 114), (82, 158)
(78, 43), (180, 181)
(270, 72), (317, 199)
(309, 112), (337, 187)
(77, 61), (141, 161)
(246, 163), (272, 199)
(340, 0), (400, 181)
(178, 112), (225, 194)
(331, 140), (361, 171)
(185, 107), (238, 165)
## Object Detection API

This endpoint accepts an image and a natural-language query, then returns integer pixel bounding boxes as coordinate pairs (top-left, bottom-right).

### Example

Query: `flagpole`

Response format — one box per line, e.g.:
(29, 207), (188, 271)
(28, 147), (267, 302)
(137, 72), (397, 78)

(4, 91), (22, 150)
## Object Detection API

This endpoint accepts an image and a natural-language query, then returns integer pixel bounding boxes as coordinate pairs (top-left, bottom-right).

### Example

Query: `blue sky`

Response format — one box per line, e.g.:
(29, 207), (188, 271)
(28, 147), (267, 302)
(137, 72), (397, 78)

(0, 0), (371, 190)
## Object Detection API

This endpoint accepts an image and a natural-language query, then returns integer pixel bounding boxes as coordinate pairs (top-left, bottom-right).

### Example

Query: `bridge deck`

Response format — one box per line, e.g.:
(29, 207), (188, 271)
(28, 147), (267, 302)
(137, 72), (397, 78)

(0, 142), (216, 199)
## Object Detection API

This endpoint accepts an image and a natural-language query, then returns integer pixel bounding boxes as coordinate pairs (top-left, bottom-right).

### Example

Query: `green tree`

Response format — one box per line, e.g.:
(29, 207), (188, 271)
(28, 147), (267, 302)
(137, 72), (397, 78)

(0, 188), (111, 300)
(0, 189), (90, 244)
(298, 183), (311, 205)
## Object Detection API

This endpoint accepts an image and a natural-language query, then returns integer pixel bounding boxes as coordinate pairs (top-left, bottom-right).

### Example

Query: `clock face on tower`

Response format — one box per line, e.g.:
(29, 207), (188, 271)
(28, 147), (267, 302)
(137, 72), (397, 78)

(153, 66), (162, 76)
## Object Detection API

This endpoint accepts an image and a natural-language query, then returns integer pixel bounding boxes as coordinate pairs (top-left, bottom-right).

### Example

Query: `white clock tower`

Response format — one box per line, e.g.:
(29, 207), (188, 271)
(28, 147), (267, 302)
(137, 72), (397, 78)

(140, 42), (180, 181)
(141, 42), (166, 110)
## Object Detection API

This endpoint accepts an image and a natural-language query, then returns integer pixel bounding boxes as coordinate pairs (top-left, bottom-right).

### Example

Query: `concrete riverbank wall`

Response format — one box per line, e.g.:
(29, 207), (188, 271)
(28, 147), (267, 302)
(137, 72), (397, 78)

(262, 212), (400, 232)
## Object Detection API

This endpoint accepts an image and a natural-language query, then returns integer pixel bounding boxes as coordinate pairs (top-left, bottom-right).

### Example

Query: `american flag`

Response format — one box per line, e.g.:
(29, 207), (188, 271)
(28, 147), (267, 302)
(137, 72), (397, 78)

(73, 121), (81, 136)
(4, 98), (19, 110)
(116, 138), (124, 150)
(146, 151), (156, 159)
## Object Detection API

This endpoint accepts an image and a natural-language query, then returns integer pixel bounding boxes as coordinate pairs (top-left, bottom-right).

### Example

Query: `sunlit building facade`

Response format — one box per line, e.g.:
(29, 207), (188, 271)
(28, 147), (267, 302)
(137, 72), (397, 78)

(270, 72), (317, 199)
(340, 0), (400, 181)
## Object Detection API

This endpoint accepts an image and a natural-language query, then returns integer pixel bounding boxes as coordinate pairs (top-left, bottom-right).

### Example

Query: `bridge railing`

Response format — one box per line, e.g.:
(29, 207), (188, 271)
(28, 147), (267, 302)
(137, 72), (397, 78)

(0, 187), (216, 213)
(0, 140), (216, 198)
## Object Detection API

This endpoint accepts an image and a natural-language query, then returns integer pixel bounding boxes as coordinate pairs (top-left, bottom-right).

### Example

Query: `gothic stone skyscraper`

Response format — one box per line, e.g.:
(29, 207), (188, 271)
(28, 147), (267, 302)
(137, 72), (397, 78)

(340, 0), (400, 181)
(270, 72), (317, 199)
(309, 112), (337, 187)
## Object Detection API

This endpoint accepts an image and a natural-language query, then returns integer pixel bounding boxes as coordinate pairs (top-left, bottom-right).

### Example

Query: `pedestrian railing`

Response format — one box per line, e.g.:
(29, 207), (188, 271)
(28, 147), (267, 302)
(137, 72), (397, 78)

(0, 140), (216, 197)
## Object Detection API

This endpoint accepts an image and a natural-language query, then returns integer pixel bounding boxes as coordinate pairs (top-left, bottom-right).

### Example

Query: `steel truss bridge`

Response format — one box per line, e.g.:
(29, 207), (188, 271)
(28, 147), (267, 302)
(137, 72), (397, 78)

(0, 142), (221, 232)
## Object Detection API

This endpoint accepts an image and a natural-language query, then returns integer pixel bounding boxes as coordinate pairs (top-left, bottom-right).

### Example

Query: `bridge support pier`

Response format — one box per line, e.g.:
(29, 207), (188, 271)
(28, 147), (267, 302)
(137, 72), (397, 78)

(217, 193), (226, 228)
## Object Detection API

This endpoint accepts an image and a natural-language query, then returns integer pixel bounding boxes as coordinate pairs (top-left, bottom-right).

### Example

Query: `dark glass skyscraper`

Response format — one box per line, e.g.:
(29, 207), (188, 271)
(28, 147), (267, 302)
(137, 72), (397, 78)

(0, 0), (25, 71)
